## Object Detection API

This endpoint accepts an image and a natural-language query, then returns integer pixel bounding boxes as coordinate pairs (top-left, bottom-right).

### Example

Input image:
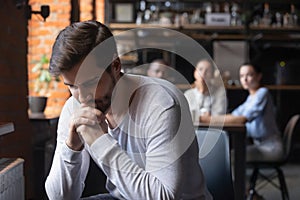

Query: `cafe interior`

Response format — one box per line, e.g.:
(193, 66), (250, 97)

(1, 0), (300, 199)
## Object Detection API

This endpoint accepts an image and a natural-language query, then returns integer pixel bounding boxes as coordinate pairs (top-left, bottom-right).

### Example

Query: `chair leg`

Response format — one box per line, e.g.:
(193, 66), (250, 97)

(248, 168), (259, 200)
(276, 168), (289, 200)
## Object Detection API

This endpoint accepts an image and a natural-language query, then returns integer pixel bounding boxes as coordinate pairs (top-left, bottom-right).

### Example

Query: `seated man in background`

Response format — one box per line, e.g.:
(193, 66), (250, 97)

(184, 59), (227, 122)
(146, 59), (168, 79)
(45, 20), (212, 200)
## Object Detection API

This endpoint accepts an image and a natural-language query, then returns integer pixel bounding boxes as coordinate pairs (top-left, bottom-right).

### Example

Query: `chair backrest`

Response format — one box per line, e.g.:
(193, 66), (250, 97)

(195, 129), (234, 200)
(283, 114), (300, 160)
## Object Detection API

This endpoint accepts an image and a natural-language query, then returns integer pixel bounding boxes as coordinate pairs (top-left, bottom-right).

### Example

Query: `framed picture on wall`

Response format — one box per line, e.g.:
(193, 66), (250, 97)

(115, 3), (134, 22)
(107, 0), (136, 23)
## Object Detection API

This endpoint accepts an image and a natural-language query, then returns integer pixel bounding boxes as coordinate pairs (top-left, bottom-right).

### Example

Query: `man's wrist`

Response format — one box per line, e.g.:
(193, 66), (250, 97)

(66, 140), (84, 151)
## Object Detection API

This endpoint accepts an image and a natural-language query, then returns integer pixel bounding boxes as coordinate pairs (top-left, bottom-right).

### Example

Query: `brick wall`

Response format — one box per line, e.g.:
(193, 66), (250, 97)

(27, 0), (105, 114)
(0, 1), (34, 199)
(81, 0), (94, 21)
(0, 0), (105, 199)
(28, 0), (71, 114)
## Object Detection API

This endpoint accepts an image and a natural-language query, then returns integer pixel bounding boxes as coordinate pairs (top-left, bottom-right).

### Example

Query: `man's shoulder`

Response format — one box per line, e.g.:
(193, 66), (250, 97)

(135, 76), (181, 107)
(184, 87), (196, 96)
(61, 96), (80, 113)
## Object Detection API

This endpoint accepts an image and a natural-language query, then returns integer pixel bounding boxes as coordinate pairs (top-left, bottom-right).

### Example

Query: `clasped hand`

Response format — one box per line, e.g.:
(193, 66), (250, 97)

(195, 77), (209, 94)
(67, 103), (108, 150)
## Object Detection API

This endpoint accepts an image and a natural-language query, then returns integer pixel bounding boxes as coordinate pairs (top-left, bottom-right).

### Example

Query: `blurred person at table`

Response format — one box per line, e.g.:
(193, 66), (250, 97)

(146, 59), (168, 79)
(184, 59), (227, 122)
(201, 63), (283, 162)
(44, 20), (212, 200)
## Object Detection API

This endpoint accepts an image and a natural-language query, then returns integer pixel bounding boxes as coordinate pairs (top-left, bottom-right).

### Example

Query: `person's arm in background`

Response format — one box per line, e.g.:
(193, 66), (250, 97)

(211, 86), (227, 115)
(200, 114), (247, 124)
(184, 89), (196, 111)
(45, 97), (90, 200)
(231, 88), (268, 123)
(202, 88), (268, 125)
(201, 92), (247, 124)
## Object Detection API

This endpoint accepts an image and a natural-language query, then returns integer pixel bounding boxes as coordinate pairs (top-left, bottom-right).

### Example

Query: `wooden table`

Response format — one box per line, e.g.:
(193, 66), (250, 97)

(195, 122), (246, 200)
(0, 122), (14, 136)
(0, 158), (25, 200)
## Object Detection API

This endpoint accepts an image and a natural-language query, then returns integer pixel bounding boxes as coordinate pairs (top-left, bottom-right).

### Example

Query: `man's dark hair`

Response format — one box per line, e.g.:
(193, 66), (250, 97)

(49, 20), (117, 76)
(150, 59), (169, 66)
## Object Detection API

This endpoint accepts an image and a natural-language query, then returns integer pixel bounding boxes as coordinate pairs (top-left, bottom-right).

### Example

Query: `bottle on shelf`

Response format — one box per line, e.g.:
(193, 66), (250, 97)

(261, 3), (272, 26)
(223, 2), (230, 14)
(190, 9), (202, 24)
(136, 0), (146, 25)
(136, 12), (143, 25)
(275, 12), (282, 27)
(230, 3), (241, 26)
(283, 12), (292, 27)
(291, 4), (298, 26)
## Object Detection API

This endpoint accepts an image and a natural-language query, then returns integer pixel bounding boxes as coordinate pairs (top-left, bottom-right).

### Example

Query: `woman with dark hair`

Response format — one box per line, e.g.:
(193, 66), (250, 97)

(201, 63), (283, 162)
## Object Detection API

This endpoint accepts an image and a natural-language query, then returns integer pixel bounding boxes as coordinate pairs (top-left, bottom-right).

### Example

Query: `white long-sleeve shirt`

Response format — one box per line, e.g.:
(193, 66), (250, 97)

(45, 75), (212, 200)
(184, 84), (227, 116)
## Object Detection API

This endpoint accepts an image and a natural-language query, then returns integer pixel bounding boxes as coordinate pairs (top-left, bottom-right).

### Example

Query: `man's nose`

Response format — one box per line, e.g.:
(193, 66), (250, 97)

(199, 70), (206, 77)
(158, 71), (164, 78)
(78, 86), (94, 105)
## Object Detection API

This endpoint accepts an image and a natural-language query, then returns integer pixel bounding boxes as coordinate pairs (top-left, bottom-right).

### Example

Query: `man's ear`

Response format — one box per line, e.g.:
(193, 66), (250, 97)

(111, 57), (121, 74)
(194, 68), (199, 80)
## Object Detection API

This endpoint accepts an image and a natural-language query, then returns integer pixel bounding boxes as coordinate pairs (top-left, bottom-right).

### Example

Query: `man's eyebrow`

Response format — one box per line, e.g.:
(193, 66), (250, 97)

(64, 82), (74, 86)
(64, 76), (99, 87)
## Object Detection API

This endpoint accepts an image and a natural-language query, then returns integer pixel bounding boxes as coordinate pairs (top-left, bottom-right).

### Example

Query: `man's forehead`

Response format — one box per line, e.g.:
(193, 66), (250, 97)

(73, 40), (115, 83)
(151, 63), (165, 70)
(75, 67), (105, 84)
(197, 62), (212, 70)
(75, 55), (107, 83)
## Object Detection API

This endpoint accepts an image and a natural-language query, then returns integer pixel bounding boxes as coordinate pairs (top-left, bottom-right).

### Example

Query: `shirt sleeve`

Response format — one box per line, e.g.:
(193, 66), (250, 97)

(89, 103), (195, 200)
(184, 88), (196, 111)
(232, 88), (268, 122)
(211, 86), (227, 115)
(45, 98), (90, 200)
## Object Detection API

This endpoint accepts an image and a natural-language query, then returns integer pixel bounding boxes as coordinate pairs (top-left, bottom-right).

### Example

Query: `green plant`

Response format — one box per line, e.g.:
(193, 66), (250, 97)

(31, 54), (60, 96)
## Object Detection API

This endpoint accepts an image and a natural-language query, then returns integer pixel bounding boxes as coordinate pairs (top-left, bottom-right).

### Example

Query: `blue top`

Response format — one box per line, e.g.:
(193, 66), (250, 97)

(232, 87), (280, 139)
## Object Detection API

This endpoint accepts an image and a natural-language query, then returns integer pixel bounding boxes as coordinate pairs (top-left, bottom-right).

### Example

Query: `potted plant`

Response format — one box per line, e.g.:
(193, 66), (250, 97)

(29, 54), (60, 113)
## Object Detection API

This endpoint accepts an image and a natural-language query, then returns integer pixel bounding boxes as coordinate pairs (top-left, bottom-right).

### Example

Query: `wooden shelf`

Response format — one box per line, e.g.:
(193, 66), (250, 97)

(176, 84), (300, 91)
(249, 25), (300, 32)
(265, 85), (300, 90)
(226, 85), (300, 90)
(109, 23), (246, 31)
(188, 33), (248, 40)
(183, 24), (244, 31)
(109, 23), (300, 32)
(109, 23), (300, 41)
(109, 23), (180, 30)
